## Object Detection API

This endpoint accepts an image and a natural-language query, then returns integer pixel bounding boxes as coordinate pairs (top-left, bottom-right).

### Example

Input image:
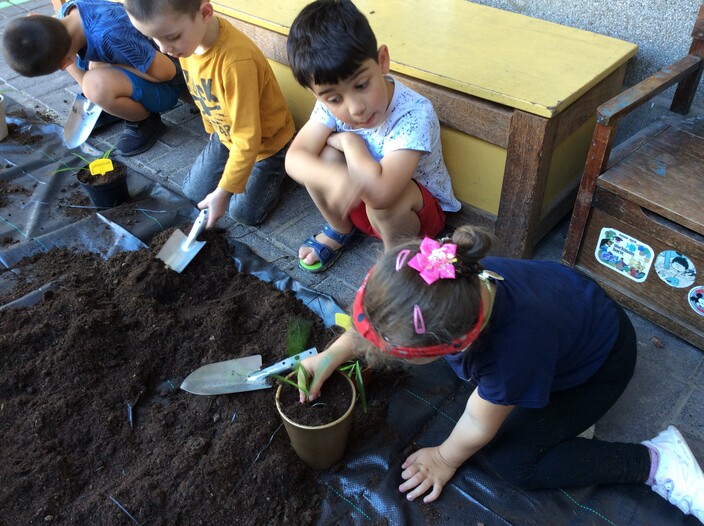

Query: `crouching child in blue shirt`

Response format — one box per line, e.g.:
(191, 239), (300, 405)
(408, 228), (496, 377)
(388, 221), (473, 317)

(2, 0), (181, 156)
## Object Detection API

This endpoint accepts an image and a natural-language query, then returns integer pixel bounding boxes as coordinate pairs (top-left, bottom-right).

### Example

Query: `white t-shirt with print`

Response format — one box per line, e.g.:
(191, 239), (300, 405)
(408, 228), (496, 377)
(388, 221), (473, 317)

(310, 77), (461, 212)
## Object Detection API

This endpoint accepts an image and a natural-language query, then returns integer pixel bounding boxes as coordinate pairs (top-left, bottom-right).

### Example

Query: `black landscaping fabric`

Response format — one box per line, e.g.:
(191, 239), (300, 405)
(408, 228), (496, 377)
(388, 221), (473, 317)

(0, 96), (695, 525)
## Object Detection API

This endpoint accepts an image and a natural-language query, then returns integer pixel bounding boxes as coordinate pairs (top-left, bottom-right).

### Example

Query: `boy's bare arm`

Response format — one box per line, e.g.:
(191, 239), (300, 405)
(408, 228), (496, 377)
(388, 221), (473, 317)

(88, 52), (176, 83)
(144, 52), (177, 82)
(284, 119), (339, 183)
(327, 132), (421, 208)
(64, 62), (86, 85)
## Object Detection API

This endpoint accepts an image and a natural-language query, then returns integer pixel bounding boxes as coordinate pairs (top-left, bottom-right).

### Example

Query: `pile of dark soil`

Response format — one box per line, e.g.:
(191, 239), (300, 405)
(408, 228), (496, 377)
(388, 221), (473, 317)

(0, 229), (400, 525)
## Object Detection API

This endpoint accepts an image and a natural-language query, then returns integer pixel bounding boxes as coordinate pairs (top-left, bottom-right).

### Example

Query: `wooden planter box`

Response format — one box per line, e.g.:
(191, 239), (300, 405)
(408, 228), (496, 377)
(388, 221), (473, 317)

(575, 179), (704, 349)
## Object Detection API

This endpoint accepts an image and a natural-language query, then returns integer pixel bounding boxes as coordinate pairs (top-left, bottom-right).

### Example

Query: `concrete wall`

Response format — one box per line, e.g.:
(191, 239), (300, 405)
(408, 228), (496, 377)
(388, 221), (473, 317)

(470, 0), (704, 140)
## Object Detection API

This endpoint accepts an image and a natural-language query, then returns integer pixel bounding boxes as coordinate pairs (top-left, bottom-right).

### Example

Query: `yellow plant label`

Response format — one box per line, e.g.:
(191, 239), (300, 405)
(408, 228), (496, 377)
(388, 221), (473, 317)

(89, 158), (114, 176)
(335, 313), (352, 330)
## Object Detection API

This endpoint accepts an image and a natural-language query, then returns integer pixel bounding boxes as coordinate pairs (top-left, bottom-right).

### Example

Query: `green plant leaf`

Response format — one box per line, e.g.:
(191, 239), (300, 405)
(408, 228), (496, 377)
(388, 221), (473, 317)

(286, 317), (313, 356)
(50, 144), (116, 176)
(272, 363), (310, 399)
(339, 360), (367, 412)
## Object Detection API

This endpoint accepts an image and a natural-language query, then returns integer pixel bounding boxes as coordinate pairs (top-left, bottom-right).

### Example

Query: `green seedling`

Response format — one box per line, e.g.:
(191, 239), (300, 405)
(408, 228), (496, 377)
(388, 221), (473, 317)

(51, 144), (117, 176)
(338, 360), (367, 412)
(286, 317), (314, 356)
(272, 362), (311, 400)
(274, 317), (316, 400)
(278, 316), (367, 410)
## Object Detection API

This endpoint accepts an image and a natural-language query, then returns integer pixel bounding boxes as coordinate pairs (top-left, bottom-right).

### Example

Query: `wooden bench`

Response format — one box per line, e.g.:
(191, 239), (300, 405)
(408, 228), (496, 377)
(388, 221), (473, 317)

(562, 2), (704, 349)
(213, 0), (636, 257)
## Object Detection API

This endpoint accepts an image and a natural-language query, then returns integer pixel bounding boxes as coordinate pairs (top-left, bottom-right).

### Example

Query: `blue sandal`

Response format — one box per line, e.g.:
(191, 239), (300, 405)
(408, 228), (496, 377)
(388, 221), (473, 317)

(298, 224), (360, 273)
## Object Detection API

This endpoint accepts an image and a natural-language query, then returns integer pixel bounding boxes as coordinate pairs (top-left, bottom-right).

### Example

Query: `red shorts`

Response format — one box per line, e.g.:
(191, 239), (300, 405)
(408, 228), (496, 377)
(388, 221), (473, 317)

(348, 181), (446, 240)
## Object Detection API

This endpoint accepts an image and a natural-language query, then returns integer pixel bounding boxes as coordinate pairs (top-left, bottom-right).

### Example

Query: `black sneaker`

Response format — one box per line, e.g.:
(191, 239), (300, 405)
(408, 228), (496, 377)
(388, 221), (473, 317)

(115, 113), (166, 156)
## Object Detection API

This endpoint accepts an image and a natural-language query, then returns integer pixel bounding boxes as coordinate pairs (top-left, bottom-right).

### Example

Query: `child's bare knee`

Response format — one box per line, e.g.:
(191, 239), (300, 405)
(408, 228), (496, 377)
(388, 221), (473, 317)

(82, 71), (114, 107)
(366, 206), (393, 224)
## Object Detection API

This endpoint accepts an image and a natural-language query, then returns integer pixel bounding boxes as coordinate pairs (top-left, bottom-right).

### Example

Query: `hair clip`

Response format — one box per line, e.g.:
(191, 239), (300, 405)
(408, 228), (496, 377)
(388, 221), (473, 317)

(396, 249), (411, 271)
(478, 270), (504, 282)
(413, 304), (426, 334)
(408, 237), (457, 285)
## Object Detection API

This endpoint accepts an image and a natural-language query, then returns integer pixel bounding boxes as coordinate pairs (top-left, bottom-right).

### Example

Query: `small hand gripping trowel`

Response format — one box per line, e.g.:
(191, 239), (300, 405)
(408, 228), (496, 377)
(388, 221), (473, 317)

(156, 209), (208, 273)
(180, 348), (318, 395)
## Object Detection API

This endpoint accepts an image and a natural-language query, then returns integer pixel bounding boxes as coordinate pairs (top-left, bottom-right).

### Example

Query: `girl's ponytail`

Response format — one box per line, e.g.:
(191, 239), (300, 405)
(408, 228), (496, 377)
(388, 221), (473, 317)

(357, 226), (492, 358)
(452, 225), (492, 277)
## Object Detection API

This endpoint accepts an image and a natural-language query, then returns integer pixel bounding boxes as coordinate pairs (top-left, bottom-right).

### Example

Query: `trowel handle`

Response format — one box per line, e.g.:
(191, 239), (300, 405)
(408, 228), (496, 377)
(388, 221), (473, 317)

(183, 209), (208, 250)
(247, 347), (318, 383)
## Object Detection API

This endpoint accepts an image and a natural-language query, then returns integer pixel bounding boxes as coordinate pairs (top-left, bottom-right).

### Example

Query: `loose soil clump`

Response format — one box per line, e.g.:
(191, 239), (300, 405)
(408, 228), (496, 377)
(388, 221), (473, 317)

(0, 229), (400, 525)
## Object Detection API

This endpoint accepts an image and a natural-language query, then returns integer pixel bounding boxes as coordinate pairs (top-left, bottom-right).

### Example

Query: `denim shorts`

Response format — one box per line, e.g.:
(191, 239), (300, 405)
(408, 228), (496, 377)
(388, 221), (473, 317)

(117, 67), (181, 114)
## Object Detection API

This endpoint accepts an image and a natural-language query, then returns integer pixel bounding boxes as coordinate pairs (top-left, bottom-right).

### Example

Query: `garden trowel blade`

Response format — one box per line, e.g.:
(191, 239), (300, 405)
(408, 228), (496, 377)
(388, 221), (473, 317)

(156, 209), (208, 273)
(180, 348), (318, 396)
(64, 93), (102, 149)
(180, 355), (269, 395)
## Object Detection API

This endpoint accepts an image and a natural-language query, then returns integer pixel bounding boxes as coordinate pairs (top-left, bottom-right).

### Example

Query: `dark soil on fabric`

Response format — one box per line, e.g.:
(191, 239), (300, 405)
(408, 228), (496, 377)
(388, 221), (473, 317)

(0, 228), (402, 525)
(7, 122), (42, 146)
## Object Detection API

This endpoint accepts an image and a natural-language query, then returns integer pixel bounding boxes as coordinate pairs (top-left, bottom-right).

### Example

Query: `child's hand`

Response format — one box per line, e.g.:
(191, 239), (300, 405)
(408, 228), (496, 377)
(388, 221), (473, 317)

(399, 447), (457, 503)
(325, 131), (349, 152)
(298, 351), (339, 403)
(197, 188), (232, 228)
(299, 332), (356, 402)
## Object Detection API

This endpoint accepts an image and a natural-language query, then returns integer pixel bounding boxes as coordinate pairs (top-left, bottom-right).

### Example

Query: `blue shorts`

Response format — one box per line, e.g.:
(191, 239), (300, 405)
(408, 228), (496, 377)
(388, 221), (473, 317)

(116, 67), (180, 114)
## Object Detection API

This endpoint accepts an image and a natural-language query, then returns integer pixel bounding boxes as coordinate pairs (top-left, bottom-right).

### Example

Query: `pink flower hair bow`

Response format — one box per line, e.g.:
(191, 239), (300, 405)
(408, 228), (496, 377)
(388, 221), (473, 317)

(407, 237), (457, 285)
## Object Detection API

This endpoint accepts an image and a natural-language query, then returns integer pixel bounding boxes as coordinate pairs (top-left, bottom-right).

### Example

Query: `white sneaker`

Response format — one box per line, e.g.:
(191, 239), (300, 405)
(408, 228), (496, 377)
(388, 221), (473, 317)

(642, 426), (704, 522)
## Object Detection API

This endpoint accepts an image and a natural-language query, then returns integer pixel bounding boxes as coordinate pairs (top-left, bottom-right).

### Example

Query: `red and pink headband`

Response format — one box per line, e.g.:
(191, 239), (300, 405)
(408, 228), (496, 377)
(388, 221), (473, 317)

(352, 238), (484, 359)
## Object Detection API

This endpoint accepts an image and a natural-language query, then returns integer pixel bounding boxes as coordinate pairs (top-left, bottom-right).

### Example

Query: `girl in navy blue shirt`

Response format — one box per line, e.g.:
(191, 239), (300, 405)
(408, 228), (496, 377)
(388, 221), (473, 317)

(302, 225), (704, 522)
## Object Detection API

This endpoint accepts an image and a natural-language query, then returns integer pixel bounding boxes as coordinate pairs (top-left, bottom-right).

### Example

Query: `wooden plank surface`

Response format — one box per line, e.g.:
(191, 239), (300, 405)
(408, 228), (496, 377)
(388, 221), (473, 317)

(598, 123), (704, 235)
(213, 0), (637, 118)
(493, 110), (558, 257)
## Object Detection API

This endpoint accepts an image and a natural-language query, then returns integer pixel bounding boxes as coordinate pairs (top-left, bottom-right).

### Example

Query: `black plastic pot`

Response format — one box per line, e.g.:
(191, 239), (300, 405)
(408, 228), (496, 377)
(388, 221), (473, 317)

(78, 165), (130, 208)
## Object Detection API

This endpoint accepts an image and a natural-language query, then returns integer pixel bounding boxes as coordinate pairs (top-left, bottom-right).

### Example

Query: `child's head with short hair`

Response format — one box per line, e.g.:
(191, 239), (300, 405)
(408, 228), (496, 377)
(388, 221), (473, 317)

(287, 0), (379, 88)
(354, 226), (492, 366)
(124, 0), (214, 59)
(2, 15), (71, 77)
(124, 0), (203, 23)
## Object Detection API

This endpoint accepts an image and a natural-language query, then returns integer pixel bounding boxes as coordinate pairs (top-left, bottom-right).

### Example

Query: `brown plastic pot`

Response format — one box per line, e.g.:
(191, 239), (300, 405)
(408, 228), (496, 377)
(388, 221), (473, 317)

(275, 370), (356, 470)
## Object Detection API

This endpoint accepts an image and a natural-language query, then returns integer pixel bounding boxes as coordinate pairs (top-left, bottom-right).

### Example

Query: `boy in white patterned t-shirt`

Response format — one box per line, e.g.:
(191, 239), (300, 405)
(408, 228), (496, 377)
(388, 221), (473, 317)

(285, 0), (460, 273)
